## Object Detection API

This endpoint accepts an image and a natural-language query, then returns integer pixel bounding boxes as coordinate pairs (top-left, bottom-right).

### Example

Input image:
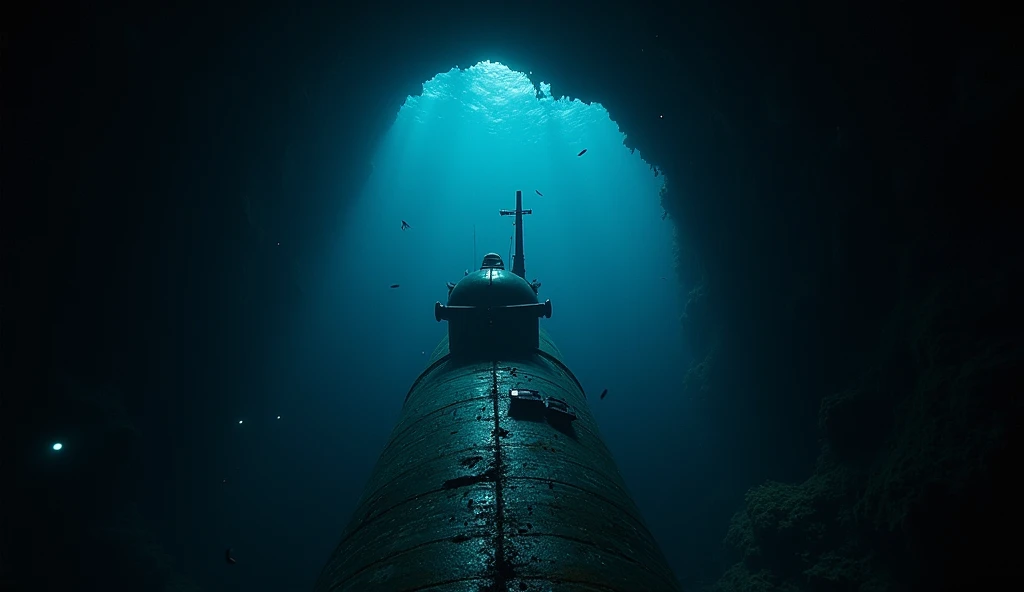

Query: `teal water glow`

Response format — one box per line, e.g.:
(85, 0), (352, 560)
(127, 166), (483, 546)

(333, 61), (682, 373)
(303, 59), (690, 583)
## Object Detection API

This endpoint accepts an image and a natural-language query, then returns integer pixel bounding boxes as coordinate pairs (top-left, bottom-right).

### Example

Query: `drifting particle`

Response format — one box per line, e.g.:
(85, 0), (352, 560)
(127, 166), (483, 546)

(276, 415), (281, 420)
(238, 420), (243, 424)
(535, 189), (544, 197)
(390, 284), (400, 289)
(225, 548), (236, 564)
(577, 149), (588, 157)
(600, 389), (608, 400)
(52, 442), (63, 451)
(277, 242), (280, 246)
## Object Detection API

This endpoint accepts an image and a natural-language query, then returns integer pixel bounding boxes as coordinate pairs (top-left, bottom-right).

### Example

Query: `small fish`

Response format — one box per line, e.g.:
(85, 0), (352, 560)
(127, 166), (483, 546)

(401, 220), (411, 231)
(225, 548), (236, 564)
(599, 388), (608, 400)
(390, 284), (400, 289)
(577, 149), (588, 157)
(535, 189), (544, 197)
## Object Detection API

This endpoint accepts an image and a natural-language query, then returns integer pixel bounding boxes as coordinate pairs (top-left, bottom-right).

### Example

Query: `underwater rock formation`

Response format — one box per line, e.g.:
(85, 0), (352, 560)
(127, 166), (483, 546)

(662, 20), (1021, 587)
(711, 265), (1021, 591)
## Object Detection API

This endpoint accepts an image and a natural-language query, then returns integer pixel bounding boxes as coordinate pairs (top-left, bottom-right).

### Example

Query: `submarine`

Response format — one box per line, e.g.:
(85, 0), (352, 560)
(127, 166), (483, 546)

(315, 191), (682, 591)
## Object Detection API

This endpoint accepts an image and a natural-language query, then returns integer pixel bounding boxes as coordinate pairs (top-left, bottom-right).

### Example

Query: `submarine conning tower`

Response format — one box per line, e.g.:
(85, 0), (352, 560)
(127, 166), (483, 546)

(435, 251), (551, 360)
(314, 191), (682, 591)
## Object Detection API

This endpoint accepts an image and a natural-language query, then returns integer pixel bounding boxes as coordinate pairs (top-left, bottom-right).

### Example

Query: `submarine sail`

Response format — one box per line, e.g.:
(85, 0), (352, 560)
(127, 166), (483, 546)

(315, 191), (682, 591)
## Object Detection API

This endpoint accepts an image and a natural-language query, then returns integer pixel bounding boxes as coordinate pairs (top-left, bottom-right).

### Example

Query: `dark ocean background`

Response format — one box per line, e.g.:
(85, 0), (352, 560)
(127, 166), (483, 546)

(6, 2), (1018, 591)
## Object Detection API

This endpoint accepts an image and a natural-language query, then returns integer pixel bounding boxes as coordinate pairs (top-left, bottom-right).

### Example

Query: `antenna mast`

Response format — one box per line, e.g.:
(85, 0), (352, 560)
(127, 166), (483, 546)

(499, 190), (532, 279)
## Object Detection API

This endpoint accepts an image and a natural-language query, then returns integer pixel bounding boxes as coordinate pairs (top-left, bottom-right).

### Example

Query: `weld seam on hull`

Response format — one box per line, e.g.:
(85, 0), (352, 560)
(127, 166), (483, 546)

(403, 354), (452, 403)
(506, 469), (647, 530)
(379, 394), (491, 458)
(402, 349), (584, 405)
(510, 577), (643, 592)
(393, 576), (493, 592)
(336, 465), (655, 562)
(505, 449), (640, 513)
(329, 485), (449, 550)
(323, 535), (489, 592)
(352, 445), (495, 524)
(490, 360), (509, 591)
(507, 531), (676, 581)
(533, 349), (587, 398)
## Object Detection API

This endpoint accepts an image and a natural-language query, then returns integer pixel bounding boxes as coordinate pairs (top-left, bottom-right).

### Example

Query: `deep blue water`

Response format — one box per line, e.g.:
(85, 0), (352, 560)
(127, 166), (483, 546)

(186, 61), (701, 591)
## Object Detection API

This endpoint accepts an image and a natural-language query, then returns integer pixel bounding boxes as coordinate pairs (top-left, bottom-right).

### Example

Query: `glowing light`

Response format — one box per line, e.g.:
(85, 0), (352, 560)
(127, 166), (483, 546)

(276, 416), (281, 420)
(52, 442), (63, 451)
(238, 420), (243, 424)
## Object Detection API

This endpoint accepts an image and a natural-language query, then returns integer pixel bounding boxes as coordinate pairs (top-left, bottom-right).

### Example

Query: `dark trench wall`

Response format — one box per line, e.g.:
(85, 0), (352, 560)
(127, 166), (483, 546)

(5, 0), (1020, 590)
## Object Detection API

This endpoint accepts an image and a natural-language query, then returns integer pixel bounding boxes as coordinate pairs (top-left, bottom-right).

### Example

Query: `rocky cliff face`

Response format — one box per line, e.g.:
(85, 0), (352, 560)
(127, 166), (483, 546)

(706, 102), (1022, 590)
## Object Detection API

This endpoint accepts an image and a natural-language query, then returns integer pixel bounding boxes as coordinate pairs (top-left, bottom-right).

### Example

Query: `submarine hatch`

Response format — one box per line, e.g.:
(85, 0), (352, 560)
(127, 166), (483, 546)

(314, 191), (682, 591)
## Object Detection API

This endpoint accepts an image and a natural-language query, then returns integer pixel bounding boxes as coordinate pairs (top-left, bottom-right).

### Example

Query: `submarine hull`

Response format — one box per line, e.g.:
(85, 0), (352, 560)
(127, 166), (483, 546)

(315, 330), (682, 591)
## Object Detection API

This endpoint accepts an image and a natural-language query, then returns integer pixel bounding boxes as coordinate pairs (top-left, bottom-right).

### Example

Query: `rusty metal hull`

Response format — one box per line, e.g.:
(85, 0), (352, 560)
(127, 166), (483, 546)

(314, 331), (682, 591)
